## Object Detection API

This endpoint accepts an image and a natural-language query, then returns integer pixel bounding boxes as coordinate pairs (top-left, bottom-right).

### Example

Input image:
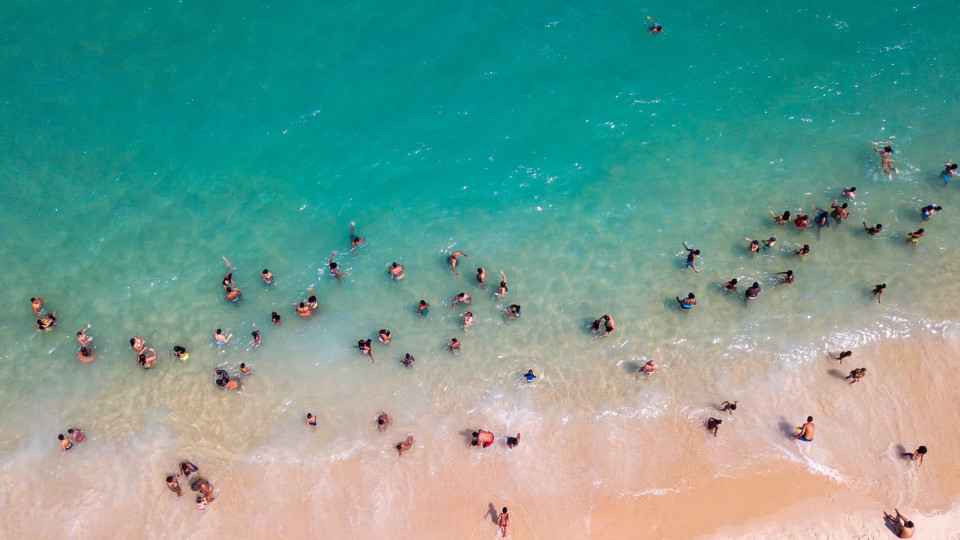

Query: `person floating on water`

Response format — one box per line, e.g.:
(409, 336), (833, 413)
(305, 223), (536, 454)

(239, 362), (250, 375)
(872, 141), (899, 180)
(271, 312), (282, 326)
(842, 186), (857, 199)
(646, 16), (663, 34)
(796, 416), (814, 442)
(36, 312), (57, 331)
(506, 433), (521, 449)
(676, 293), (696, 310)
(328, 251), (348, 279)
(449, 251), (469, 277)
(222, 257), (241, 302)
(681, 242), (700, 273)
(776, 270), (795, 284)
(505, 304), (521, 319)
(770, 210), (791, 224)
(639, 359), (659, 374)
(350, 222), (365, 255)
(77, 347), (95, 363)
(179, 461), (199, 476)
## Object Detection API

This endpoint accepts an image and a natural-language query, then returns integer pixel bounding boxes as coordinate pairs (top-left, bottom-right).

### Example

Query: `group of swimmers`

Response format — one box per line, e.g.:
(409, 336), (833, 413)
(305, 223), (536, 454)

(165, 461), (215, 510)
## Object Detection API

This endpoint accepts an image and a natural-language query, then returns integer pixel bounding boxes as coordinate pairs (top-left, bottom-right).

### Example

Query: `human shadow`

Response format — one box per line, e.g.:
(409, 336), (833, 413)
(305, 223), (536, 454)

(622, 360), (642, 373)
(882, 512), (899, 536)
(777, 418), (797, 439)
(827, 369), (847, 380)
(460, 429), (477, 446)
(487, 503), (499, 524)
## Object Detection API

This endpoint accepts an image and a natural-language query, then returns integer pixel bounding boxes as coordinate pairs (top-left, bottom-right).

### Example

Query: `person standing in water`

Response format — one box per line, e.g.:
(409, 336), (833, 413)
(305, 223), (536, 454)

(213, 329), (233, 345)
(862, 222), (883, 235)
(873, 283), (886, 304)
(376, 412), (392, 432)
(724, 278), (739, 292)
(452, 292), (472, 309)
(388, 262), (405, 280)
(476, 267), (486, 285)
(906, 228), (925, 246)
(745, 282), (762, 300)
(396, 435), (414, 456)
(59, 433), (73, 455)
(770, 210), (791, 224)
(830, 200), (850, 221)
(306, 413), (317, 430)
(776, 270), (795, 284)
(495, 271), (509, 297)
(31, 297), (50, 317)
(417, 300), (430, 315)
(901, 445), (927, 466)
(676, 293), (696, 310)
(796, 416), (815, 442)
(328, 251), (348, 279)
(166, 475), (182, 497)
(261, 268), (274, 285)
(720, 401), (738, 415)
(681, 242), (700, 273)
(942, 161), (957, 182)
(76, 324), (93, 346)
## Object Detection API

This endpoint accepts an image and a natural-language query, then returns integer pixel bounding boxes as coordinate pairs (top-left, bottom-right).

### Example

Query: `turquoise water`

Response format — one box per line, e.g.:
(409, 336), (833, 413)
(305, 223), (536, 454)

(2, 0), (960, 536)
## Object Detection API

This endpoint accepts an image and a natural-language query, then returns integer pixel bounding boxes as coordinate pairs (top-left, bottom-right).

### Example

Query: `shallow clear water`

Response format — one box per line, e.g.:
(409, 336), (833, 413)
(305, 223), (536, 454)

(2, 0), (960, 536)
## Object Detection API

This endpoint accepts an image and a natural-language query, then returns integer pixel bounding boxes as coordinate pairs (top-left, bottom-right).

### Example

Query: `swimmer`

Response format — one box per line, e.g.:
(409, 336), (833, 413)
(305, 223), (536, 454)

(307, 286), (318, 311)
(942, 161), (958, 182)
(328, 251), (348, 279)
(862, 221), (882, 235)
(67, 428), (84, 442)
(402, 353), (415, 367)
(59, 434), (73, 455)
(251, 324), (261, 347)
(31, 297), (49, 317)
(795, 243), (810, 257)
(724, 278), (739, 292)
(196, 496), (207, 511)
(793, 213), (810, 229)
(76, 324), (92, 345)
(707, 418), (722, 437)
(358, 339), (375, 362)
(676, 293), (696, 310)
(720, 400), (738, 415)
(222, 257), (236, 289)
(846, 367), (867, 384)
(900, 446), (927, 466)
(452, 292), (472, 309)
(873, 141), (899, 179)
(306, 413), (317, 430)
(505, 304), (521, 318)
(842, 186), (856, 199)
(179, 461), (199, 476)
(476, 267), (486, 285)
(835, 350), (852, 365)
(448, 338), (461, 353)
(138, 348), (157, 369)
(776, 270), (795, 284)
(495, 271), (509, 297)
(388, 262), (405, 280)
(295, 301), (311, 318)
(796, 416), (814, 442)
(872, 283), (886, 304)
(745, 282), (762, 300)
(639, 359), (659, 374)
(906, 228), (925, 245)
(811, 205), (830, 228)
(472, 429), (495, 448)
(378, 328), (392, 343)
(460, 312), (474, 330)
(396, 435), (414, 457)
(77, 347), (94, 363)
(770, 210), (791, 224)
(883, 509), (915, 538)
(506, 433), (521, 448)
(830, 200), (850, 221)
(417, 300), (430, 315)
(239, 362), (250, 375)
(646, 16), (663, 34)
(746, 237), (760, 253)
(166, 475), (181, 497)
(524, 369), (536, 382)
(261, 268), (274, 285)
(213, 329), (233, 345)
(350, 222), (365, 255)
(681, 242), (700, 273)
(921, 204), (942, 220)
(377, 412), (392, 432)
(762, 237), (776, 250)
(36, 313), (57, 330)
(271, 312), (282, 326)
(449, 251), (469, 277)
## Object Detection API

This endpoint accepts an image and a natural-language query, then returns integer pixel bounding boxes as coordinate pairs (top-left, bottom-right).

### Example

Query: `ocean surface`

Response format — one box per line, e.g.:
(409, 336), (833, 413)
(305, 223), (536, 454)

(2, 0), (960, 537)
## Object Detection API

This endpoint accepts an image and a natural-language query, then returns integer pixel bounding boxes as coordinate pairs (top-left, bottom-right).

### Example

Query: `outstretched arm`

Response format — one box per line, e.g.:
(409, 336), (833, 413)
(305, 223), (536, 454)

(222, 257), (232, 270)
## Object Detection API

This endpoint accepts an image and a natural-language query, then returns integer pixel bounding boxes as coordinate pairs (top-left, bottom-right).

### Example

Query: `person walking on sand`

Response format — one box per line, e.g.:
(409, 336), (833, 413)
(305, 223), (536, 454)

(796, 416), (814, 442)
(835, 351), (853, 365)
(681, 242), (700, 273)
(901, 446), (927, 466)
(720, 400), (738, 415)
(497, 507), (510, 537)
(449, 251), (469, 277)
(396, 435), (414, 456)
(883, 509), (915, 538)
(846, 367), (867, 384)
(707, 418), (722, 437)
